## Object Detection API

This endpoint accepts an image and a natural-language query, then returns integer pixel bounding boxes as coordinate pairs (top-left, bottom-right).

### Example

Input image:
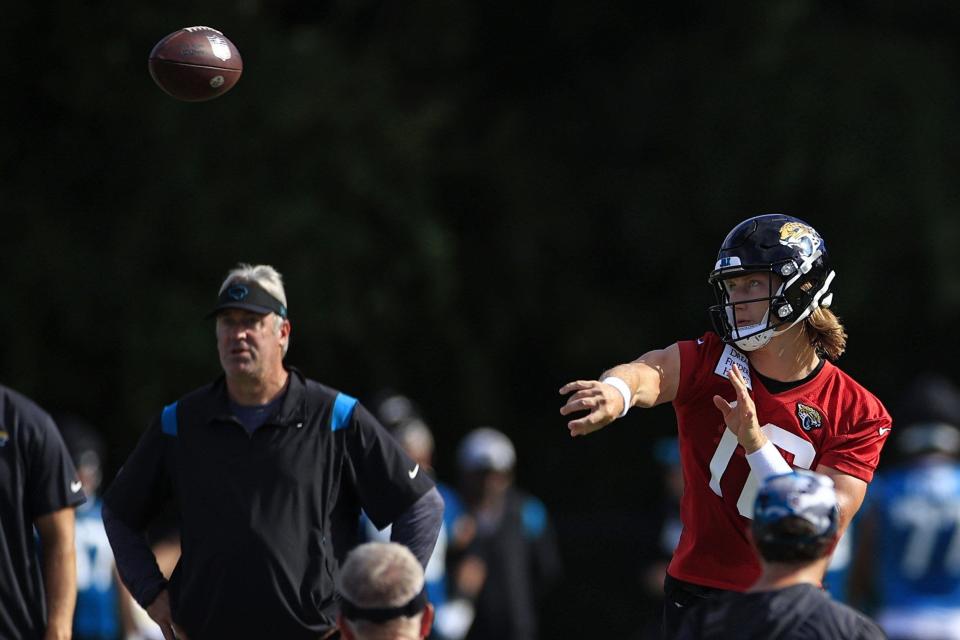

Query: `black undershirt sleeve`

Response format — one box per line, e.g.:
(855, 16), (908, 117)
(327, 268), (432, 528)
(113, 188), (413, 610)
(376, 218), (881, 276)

(102, 415), (175, 608)
(102, 503), (167, 608)
(390, 486), (444, 568)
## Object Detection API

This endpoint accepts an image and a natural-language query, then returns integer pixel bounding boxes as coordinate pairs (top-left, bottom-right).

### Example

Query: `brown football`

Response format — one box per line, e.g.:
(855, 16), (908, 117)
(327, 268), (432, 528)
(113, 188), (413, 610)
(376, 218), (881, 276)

(148, 26), (243, 102)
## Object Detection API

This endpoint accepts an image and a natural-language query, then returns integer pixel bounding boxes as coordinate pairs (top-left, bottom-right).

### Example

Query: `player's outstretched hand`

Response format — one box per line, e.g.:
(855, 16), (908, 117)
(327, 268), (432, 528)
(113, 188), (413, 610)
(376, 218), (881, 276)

(560, 380), (624, 437)
(712, 365), (767, 453)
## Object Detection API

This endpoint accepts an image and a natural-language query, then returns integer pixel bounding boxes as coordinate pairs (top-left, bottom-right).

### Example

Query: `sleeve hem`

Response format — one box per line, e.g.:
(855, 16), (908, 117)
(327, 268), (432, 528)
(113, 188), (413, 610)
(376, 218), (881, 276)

(30, 494), (87, 518)
(816, 459), (874, 484)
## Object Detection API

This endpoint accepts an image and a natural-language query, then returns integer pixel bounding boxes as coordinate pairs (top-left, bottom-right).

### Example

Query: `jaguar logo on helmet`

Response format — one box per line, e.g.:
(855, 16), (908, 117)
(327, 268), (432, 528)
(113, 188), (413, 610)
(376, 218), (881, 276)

(779, 222), (822, 259)
(796, 403), (823, 431)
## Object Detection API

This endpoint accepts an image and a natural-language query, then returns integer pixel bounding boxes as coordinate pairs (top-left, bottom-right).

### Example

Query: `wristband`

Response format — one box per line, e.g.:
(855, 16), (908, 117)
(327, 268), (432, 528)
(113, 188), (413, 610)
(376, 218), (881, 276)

(601, 376), (632, 418)
(745, 440), (792, 480)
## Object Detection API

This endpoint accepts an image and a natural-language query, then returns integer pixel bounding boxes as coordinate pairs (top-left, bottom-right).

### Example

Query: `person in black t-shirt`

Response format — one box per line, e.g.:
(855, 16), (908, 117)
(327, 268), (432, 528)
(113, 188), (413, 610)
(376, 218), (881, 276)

(0, 384), (86, 640)
(102, 264), (444, 640)
(677, 470), (885, 640)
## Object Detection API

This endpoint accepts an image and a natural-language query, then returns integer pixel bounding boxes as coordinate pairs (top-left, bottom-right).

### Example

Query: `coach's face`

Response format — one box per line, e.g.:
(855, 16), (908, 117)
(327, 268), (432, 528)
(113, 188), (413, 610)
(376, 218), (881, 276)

(216, 308), (290, 381)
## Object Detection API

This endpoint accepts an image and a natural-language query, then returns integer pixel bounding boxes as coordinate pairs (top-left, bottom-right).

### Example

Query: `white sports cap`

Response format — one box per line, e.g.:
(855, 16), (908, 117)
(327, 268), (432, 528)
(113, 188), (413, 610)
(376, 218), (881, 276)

(898, 422), (960, 456)
(457, 427), (516, 472)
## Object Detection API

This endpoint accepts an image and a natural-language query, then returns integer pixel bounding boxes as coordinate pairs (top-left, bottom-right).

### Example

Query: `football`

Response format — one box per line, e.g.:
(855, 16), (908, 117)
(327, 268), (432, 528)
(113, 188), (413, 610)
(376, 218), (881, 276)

(148, 26), (243, 102)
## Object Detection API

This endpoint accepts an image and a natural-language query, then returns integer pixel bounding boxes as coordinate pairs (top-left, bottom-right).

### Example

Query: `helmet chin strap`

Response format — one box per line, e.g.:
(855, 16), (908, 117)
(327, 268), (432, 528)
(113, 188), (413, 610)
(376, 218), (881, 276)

(735, 313), (801, 352)
(729, 270), (837, 352)
(727, 282), (781, 351)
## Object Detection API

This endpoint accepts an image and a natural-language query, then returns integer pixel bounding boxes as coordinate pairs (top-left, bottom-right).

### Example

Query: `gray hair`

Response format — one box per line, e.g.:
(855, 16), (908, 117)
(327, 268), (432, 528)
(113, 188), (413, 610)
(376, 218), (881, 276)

(339, 542), (425, 638)
(219, 263), (290, 356)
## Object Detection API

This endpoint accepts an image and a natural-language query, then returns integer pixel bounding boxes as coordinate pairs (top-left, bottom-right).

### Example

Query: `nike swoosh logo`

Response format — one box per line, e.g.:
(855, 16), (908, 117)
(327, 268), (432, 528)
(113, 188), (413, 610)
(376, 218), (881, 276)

(70, 480), (83, 493)
(408, 464), (420, 479)
(673, 601), (684, 609)
(878, 427), (891, 435)
(697, 338), (705, 345)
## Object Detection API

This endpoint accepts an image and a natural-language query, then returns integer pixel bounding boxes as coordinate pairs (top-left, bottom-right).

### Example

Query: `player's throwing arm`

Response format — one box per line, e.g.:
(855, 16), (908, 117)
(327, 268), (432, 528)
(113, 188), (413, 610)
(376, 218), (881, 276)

(560, 345), (681, 436)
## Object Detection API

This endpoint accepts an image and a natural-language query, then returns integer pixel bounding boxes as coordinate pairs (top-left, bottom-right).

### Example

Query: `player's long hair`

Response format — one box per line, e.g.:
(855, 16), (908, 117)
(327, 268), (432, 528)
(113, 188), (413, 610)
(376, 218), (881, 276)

(804, 308), (847, 361)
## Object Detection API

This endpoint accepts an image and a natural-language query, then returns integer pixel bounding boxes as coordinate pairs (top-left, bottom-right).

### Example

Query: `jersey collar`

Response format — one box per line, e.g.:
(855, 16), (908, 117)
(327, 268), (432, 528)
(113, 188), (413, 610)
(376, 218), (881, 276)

(209, 367), (307, 428)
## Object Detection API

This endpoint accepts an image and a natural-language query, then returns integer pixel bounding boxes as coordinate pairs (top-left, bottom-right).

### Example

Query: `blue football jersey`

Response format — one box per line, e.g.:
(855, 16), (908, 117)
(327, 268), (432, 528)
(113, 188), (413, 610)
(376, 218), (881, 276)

(74, 498), (121, 638)
(870, 461), (960, 607)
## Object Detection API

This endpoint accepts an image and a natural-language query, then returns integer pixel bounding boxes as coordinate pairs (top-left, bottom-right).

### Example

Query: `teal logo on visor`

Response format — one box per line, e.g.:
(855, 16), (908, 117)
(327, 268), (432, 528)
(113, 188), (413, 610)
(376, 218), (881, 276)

(227, 285), (249, 301)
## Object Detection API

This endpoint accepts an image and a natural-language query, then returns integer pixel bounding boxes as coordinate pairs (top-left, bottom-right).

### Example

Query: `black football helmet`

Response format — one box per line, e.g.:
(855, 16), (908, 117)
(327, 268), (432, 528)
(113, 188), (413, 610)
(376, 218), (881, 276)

(752, 470), (839, 563)
(708, 214), (835, 351)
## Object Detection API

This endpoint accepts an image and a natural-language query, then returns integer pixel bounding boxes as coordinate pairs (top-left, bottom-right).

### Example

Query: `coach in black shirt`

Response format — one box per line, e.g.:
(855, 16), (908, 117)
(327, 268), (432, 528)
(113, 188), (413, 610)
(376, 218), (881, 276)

(102, 263), (443, 640)
(677, 470), (885, 640)
(0, 384), (86, 640)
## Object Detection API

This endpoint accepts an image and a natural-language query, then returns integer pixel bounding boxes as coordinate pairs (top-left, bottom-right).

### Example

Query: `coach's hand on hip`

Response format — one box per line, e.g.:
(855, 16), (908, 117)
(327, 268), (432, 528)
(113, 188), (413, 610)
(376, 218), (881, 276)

(147, 590), (191, 640)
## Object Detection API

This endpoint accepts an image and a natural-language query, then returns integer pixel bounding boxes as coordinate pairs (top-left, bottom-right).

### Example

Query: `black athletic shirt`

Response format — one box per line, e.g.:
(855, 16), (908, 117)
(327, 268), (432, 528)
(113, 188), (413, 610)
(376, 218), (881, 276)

(677, 583), (887, 640)
(103, 368), (435, 639)
(0, 384), (85, 640)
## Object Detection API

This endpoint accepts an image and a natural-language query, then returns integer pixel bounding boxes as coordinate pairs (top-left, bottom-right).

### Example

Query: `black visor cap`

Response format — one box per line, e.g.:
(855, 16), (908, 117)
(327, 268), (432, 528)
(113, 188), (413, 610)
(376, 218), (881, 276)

(208, 281), (287, 319)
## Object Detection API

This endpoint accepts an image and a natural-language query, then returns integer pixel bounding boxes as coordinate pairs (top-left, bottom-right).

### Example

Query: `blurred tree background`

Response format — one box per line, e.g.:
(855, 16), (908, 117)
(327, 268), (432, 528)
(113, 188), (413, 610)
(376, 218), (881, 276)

(3, 1), (960, 636)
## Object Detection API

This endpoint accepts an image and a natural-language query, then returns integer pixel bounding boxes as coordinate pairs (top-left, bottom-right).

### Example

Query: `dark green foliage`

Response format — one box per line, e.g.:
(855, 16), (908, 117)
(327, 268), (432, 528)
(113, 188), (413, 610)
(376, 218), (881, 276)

(2, 2), (959, 634)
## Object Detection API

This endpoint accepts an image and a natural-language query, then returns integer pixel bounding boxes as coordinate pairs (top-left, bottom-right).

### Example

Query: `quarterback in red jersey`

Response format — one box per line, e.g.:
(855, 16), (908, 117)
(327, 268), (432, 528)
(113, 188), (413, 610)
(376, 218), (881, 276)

(560, 214), (890, 638)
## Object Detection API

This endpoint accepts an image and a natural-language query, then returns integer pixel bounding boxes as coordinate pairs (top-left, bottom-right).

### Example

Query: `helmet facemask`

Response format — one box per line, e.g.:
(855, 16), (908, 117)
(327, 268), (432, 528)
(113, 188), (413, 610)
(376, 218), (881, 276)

(708, 249), (835, 352)
(709, 265), (787, 352)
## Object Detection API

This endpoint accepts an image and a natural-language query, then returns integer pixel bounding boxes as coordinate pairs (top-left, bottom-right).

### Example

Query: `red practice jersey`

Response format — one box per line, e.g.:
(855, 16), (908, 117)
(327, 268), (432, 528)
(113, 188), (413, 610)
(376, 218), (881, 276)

(666, 331), (890, 591)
